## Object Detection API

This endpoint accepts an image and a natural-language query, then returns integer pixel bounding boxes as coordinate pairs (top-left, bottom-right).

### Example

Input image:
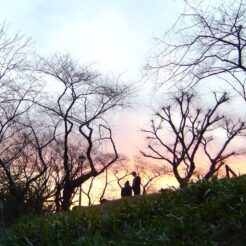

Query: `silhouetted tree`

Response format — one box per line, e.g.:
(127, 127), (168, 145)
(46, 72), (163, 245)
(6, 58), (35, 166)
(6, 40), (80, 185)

(80, 155), (113, 206)
(146, 0), (246, 99)
(141, 90), (246, 187)
(112, 157), (131, 190)
(0, 23), (55, 219)
(134, 157), (171, 194)
(32, 54), (131, 211)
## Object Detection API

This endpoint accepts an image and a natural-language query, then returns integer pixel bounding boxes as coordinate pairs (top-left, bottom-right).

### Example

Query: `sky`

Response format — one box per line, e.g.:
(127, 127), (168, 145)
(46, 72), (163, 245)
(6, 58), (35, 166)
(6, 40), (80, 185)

(0, 0), (185, 159)
(0, 0), (182, 75)
(1, 0), (245, 177)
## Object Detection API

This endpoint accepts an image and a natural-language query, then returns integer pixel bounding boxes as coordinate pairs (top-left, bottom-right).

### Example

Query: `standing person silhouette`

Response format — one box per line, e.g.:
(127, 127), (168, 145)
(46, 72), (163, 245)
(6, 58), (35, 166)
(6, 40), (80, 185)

(132, 171), (141, 195)
(121, 181), (132, 197)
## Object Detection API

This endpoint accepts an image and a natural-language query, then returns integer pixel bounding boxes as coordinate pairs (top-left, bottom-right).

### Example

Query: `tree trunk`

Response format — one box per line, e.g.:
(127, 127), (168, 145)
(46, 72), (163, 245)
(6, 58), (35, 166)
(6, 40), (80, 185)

(173, 166), (189, 188)
(61, 185), (75, 211)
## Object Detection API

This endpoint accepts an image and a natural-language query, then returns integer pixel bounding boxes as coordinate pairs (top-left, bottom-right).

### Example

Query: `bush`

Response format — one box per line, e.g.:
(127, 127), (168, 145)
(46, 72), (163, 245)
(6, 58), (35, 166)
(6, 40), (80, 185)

(0, 182), (49, 225)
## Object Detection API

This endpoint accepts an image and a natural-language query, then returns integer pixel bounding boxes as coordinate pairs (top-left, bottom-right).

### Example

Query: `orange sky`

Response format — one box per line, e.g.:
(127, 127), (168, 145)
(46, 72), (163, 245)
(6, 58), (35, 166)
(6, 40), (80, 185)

(72, 153), (246, 207)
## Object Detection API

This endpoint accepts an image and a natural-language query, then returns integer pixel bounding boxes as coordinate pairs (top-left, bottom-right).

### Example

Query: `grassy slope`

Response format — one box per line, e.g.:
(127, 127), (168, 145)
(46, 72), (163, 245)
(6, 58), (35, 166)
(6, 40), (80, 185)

(1, 176), (246, 246)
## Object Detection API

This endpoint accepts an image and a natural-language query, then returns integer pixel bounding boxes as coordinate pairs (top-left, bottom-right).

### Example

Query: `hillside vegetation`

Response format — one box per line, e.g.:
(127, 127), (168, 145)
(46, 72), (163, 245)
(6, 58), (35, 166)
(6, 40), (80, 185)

(1, 176), (246, 245)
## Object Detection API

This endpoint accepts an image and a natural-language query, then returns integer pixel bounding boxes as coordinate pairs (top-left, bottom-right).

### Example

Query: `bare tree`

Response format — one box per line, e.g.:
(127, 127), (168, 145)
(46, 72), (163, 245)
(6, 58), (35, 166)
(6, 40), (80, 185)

(0, 22), (32, 79)
(96, 155), (113, 202)
(141, 90), (246, 188)
(146, 0), (246, 99)
(32, 54), (131, 211)
(0, 23), (53, 219)
(0, 105), (57, 216)
(77, 155), (169, 202)
(81, 176), (96, 206)
(111, 156), (168, 195)
(80, 155), (114, 206)
(134, 157), (171, 194)
(112, 157), (131, 190)
(2, 132), (55, 214)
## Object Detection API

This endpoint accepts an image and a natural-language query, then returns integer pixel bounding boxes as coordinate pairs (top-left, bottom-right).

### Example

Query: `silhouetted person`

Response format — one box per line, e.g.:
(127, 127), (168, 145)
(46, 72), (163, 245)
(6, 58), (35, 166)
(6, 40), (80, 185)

(132, 171), (141, 195)
(121, 181), (132, 197)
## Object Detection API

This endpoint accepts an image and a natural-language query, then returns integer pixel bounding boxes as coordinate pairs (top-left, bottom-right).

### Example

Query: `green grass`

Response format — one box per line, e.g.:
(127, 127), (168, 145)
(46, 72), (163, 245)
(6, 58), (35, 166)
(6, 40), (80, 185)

(1, 176), (246, 245)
